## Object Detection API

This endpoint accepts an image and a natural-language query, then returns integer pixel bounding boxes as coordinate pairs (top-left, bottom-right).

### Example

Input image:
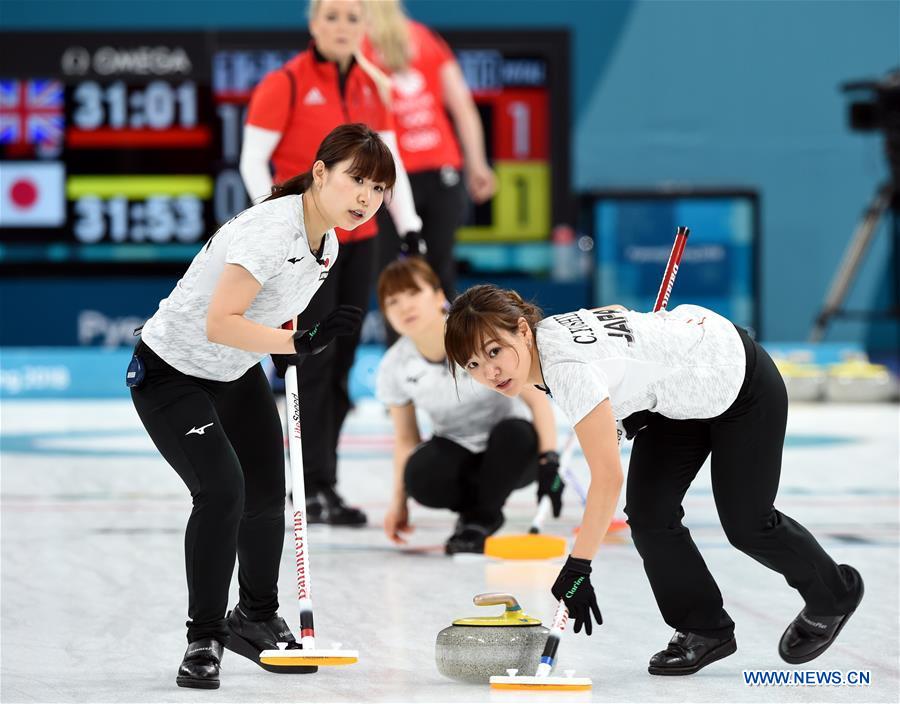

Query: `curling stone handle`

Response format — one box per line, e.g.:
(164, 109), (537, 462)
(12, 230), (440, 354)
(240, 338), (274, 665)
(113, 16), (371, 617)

(473, 593), (521, 612)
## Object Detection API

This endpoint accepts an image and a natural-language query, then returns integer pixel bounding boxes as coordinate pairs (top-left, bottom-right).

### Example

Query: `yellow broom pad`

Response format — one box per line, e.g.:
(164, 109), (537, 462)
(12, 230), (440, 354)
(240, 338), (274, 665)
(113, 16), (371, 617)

(490, 675), (592, 690)
(484, 533), (567, 560)
(259, 649), (358, 666)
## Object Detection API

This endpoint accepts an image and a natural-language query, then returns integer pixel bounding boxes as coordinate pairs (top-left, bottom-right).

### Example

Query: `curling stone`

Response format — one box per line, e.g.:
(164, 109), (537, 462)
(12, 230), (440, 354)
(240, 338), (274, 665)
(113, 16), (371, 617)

(435, 593), (550, 684)
(775, 360), (826, 402)
(825, 359), (899, 403)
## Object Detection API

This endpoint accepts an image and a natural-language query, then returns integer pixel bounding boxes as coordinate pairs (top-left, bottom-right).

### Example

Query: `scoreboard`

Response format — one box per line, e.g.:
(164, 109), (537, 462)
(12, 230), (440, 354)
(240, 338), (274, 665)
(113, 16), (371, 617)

(0, 30), (569, 274)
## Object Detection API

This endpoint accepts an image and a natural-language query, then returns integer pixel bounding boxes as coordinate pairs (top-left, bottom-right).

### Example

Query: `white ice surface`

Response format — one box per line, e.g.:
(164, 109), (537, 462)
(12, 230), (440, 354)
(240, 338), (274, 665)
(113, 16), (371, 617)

(1, 398), (898, 703)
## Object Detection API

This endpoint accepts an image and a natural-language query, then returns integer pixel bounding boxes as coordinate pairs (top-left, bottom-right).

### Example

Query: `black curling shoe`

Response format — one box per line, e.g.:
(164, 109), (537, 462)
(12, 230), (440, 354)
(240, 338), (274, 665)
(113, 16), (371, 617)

(225, 604), (316, 674)
(444, 514), (504, 555)
(176, 638), (224, 689)
(647, 631), (737, 675)
(306, 486), (367, 526)
(779, 564), (864, 664)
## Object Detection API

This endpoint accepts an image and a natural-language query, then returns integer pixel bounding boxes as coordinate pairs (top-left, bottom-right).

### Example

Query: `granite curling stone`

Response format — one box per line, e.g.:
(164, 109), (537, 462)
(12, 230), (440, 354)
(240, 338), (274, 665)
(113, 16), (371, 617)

(825, 359), (898, 402)
(435, 593), (550, 684)
(775, 359), (826, 402)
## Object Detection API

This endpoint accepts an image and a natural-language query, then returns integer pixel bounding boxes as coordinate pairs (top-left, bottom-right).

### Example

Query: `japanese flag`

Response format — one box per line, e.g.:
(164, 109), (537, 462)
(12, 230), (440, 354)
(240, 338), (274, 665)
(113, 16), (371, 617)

(0, 161), (65, 227)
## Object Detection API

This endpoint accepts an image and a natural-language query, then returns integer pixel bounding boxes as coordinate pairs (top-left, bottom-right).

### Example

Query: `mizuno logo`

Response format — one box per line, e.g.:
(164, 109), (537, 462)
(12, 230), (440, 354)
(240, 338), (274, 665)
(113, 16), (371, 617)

(406, 373), (424, 384)
(186, 423), (214, 436)
(287, 257), (304, 264)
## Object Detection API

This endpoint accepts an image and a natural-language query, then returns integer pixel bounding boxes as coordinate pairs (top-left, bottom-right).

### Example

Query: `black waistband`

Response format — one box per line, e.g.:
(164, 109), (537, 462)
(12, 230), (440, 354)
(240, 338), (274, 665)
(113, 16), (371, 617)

(733, 324), (757, 399)
(134, 340), (177, 373)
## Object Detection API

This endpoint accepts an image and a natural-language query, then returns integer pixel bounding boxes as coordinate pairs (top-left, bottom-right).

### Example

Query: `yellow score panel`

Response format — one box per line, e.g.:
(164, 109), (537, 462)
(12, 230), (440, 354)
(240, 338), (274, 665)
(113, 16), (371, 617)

(67, 175), (214, 200)
(457, 161), (549, 243)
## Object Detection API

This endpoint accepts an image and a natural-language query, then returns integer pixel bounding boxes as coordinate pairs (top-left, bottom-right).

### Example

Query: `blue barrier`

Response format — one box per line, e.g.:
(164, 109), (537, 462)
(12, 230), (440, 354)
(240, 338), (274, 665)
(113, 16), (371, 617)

(0, 346), (387, 400)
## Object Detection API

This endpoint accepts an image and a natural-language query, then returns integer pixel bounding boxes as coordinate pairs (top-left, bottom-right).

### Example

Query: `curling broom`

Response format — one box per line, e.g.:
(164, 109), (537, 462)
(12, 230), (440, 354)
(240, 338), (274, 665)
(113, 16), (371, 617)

(259, 362), (359, 668)
(489, 599), (591, 690)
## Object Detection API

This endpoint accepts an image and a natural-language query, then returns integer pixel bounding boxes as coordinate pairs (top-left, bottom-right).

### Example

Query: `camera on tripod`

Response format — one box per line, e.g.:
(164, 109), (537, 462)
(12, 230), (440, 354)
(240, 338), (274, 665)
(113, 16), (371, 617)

(809, 69), (900, 342)
(843, 68), (900, 185)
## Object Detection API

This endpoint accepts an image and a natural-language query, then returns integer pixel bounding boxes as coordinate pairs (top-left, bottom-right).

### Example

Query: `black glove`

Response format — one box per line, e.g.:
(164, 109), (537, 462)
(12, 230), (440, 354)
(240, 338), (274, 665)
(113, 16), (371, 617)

(537, 450), (564, 518)
(551, 555), (603, 636)
(270, 306), (363, 378)
(398, 230), (427, 257)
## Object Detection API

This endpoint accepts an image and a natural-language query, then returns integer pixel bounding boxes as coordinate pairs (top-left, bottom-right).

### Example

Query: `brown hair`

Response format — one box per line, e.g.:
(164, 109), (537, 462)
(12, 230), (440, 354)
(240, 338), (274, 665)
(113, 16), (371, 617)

(266, 123), (396, 201)
(444, 284), (543, 377)
(377, 256), (441, 313)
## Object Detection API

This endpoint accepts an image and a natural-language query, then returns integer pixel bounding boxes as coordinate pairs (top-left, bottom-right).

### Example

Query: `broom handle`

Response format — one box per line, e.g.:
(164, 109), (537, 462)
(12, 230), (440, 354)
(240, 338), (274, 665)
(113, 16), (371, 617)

(530, 434), (578, 532)
(653, 226), (690, 313)
(535, 599), (569, 677)
(285, 363), (317, 651)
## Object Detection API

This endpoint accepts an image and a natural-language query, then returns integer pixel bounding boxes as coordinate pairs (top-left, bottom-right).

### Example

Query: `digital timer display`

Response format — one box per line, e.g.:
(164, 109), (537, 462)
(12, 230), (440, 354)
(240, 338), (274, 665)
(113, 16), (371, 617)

(0, 30), (569, 271)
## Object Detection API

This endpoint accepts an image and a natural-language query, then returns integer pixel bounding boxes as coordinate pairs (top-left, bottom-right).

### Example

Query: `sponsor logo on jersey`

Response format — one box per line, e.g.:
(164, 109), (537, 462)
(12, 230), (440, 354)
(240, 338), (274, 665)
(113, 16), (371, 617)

(303, 87), (326, 105)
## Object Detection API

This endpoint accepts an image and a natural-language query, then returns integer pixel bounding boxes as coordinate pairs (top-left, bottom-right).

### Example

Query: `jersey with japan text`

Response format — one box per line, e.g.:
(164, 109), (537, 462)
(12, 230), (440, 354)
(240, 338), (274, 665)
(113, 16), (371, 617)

(141, 195), (337, 382)
(376, 335), (530, 453)
(535, 305), (746, 426)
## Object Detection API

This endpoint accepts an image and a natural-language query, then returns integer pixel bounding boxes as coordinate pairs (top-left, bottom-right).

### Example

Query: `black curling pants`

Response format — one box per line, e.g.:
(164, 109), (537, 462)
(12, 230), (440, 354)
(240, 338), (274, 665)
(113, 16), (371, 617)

(131, 342), (286, 643)
(404, 418), (539, 526)
(378, 169), (468, 299)
(624, 327), (860, 639)
(297, 236), (377, 493)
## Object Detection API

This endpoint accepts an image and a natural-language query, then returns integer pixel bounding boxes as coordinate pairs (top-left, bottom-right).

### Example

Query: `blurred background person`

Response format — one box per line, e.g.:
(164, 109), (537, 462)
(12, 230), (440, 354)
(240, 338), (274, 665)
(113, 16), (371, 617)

(363, 0), (496, 308)
(375, 257), (560, 554)
(239, 0), (423, 526)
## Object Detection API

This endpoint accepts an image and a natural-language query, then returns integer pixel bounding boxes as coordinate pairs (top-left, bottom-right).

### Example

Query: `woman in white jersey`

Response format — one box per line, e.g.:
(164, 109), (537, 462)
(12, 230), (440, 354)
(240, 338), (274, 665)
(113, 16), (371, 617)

(444, 285), (863, 674)
(375, 258), (560, 554)
(130, 124), (395, 689)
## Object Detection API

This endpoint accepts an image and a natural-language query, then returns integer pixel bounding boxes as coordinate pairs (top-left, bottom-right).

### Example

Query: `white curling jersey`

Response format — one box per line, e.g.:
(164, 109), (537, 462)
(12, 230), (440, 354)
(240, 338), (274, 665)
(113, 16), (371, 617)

(535, 305), (746, 426)
(141, 195), (338, 381)
(376, 335), (530, 453)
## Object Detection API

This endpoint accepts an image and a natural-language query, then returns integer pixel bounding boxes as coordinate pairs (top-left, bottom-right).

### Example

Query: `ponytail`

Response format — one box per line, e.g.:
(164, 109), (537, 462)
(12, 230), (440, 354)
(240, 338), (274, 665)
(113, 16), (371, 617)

(265, 171), (313, 202)
(365, 0), (412, 73)
(263, 124), (395, 204)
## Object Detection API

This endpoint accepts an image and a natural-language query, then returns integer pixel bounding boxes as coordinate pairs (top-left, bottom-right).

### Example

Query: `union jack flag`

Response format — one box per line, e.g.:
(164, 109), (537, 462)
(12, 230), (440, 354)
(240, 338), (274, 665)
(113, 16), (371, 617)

(0, 79), (64, 146)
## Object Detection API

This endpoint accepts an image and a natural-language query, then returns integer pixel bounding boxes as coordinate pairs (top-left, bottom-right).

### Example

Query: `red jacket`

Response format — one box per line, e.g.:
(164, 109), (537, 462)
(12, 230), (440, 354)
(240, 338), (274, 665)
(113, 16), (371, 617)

(246, 44), (393, 243)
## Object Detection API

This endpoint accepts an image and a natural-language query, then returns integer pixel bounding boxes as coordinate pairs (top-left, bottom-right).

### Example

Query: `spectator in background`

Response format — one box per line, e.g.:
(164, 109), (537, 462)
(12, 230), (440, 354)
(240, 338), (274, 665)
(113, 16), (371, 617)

(362, 0), (496, 304)
(239, 0), (423, 526)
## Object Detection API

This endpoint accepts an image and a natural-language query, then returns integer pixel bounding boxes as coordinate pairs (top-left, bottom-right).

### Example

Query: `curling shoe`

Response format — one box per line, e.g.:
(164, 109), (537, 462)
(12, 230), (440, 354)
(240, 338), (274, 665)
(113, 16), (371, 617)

(779, 564), (864, 664)
(176, 638), (224, 689)
(445, 514), (504, 555)
(647, 631), (737, 675)
(307, 486), (367, 526)
(225, 604), (316, 674)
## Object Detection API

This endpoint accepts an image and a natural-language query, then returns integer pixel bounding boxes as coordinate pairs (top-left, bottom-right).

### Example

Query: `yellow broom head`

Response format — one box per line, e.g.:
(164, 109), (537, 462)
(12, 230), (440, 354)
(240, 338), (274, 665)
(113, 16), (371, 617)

(484, 533), (567, 560)
(490, 674), (592, 690)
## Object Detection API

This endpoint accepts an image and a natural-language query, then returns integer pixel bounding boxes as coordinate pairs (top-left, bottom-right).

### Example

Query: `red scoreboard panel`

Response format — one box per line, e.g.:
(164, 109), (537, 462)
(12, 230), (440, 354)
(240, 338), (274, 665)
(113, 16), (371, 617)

(0, 30), (569, 273)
